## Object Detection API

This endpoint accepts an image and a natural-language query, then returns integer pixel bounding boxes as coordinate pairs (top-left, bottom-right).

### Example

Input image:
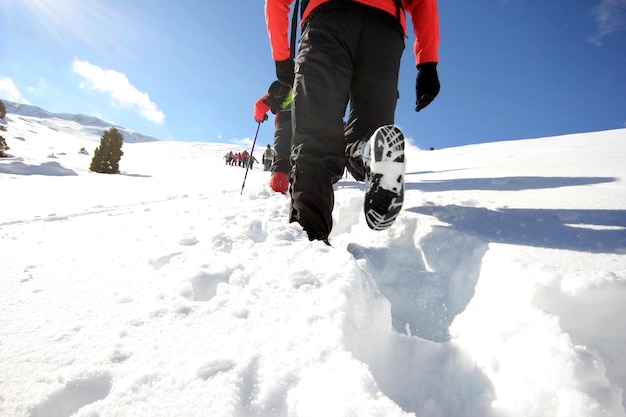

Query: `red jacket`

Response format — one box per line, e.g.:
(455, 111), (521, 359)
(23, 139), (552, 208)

(265, 0), (439, 66)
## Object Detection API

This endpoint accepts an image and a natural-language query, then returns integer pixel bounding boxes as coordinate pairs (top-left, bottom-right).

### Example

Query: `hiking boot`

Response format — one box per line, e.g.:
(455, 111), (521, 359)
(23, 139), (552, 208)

(269, 171), (289, 194)
(362, 125), (406, 231)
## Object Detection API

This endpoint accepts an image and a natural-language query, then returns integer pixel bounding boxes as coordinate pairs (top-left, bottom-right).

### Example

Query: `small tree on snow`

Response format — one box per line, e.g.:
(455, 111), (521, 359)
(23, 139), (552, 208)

(0, 100), (6, 119)
(0, 135), (9, 157)
(90, 128), (124, 174)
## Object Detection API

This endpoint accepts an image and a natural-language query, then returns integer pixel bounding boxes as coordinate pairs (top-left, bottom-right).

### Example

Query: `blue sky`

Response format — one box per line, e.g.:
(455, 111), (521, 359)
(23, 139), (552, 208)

(1, 0), (625, 150)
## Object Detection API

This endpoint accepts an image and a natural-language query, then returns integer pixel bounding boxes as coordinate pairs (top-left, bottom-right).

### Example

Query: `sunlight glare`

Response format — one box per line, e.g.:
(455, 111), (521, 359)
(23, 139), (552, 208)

(13, 0), (140, 56)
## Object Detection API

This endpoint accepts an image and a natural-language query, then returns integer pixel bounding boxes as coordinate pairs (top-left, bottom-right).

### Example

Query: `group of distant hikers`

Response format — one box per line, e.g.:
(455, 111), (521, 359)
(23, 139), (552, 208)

(224, 149), (260, 169)
(224, 144), (279, 171)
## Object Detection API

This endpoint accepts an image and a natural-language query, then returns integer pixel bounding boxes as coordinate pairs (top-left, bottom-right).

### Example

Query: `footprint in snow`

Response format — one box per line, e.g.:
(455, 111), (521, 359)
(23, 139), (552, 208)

(196, 359), (236, 380)
(29, 371), (112, 417)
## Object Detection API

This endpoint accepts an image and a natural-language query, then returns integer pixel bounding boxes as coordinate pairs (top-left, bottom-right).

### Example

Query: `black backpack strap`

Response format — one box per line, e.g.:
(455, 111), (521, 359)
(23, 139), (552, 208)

(392, 0), (404, 30)
(290, 0), (301, 60)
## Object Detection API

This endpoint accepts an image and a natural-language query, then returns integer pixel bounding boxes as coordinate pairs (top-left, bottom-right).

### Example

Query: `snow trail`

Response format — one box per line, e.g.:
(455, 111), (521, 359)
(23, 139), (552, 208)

(1, 105), (625, 416)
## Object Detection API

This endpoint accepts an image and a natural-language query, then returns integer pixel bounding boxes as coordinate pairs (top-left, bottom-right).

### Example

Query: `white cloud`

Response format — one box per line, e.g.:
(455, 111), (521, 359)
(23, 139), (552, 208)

(232, 137), (253, 147)
(587, 0), (626, 45)
(72, 60), (165, 124)
(0, 76), (31, 104)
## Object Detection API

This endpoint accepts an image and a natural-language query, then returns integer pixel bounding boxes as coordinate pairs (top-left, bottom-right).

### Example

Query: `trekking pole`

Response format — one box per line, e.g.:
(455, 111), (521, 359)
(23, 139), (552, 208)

(240, 121), (262, 195)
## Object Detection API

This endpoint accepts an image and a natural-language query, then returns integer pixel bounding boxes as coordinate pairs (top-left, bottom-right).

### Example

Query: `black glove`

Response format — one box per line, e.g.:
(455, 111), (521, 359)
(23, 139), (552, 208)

(415, 62), (440, 112)
(275, 59), (295, 87)
(267, 80), (291, 113)
(256, 113), (268, 123)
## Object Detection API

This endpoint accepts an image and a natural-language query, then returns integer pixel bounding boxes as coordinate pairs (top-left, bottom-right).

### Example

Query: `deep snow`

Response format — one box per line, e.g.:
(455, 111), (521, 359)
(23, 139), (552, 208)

(1, 103), (625, 417)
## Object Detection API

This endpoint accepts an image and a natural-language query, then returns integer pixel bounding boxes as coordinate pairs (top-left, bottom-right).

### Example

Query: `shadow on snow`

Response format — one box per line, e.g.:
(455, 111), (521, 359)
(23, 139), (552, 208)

(0, 161), (78, 176)
(407, 205), (626, 254)
(405, 175), (616, 192)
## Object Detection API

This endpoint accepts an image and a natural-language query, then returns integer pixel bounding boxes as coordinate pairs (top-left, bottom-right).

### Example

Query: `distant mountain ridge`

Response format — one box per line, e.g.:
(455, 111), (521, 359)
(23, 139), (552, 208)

(1, 99), (159, 143)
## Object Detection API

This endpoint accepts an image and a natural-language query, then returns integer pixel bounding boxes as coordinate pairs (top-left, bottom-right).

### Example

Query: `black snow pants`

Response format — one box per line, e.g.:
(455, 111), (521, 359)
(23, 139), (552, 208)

(272, 108), (292, 174)
(289, 1), (405, 241)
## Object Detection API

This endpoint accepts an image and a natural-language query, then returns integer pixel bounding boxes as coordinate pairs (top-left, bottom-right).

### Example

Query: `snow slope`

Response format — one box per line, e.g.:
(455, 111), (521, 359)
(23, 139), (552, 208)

(1, 103), (626, 417)
(1, 100), (159, 145)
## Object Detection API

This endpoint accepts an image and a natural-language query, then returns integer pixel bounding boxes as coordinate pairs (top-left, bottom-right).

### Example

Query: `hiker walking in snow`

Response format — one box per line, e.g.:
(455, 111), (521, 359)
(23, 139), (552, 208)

(254, 80), (292, 193)
(265, 0), (441, 242)
(262, 144), (275, 171)
(224, 151), (234, 165)
(242, 149), (250, 168)
(248, 155), (259, 169)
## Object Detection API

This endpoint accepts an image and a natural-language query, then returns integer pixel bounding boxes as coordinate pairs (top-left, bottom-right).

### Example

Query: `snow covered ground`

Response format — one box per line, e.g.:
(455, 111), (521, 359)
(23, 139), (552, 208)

(1, 103), (625, 417)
